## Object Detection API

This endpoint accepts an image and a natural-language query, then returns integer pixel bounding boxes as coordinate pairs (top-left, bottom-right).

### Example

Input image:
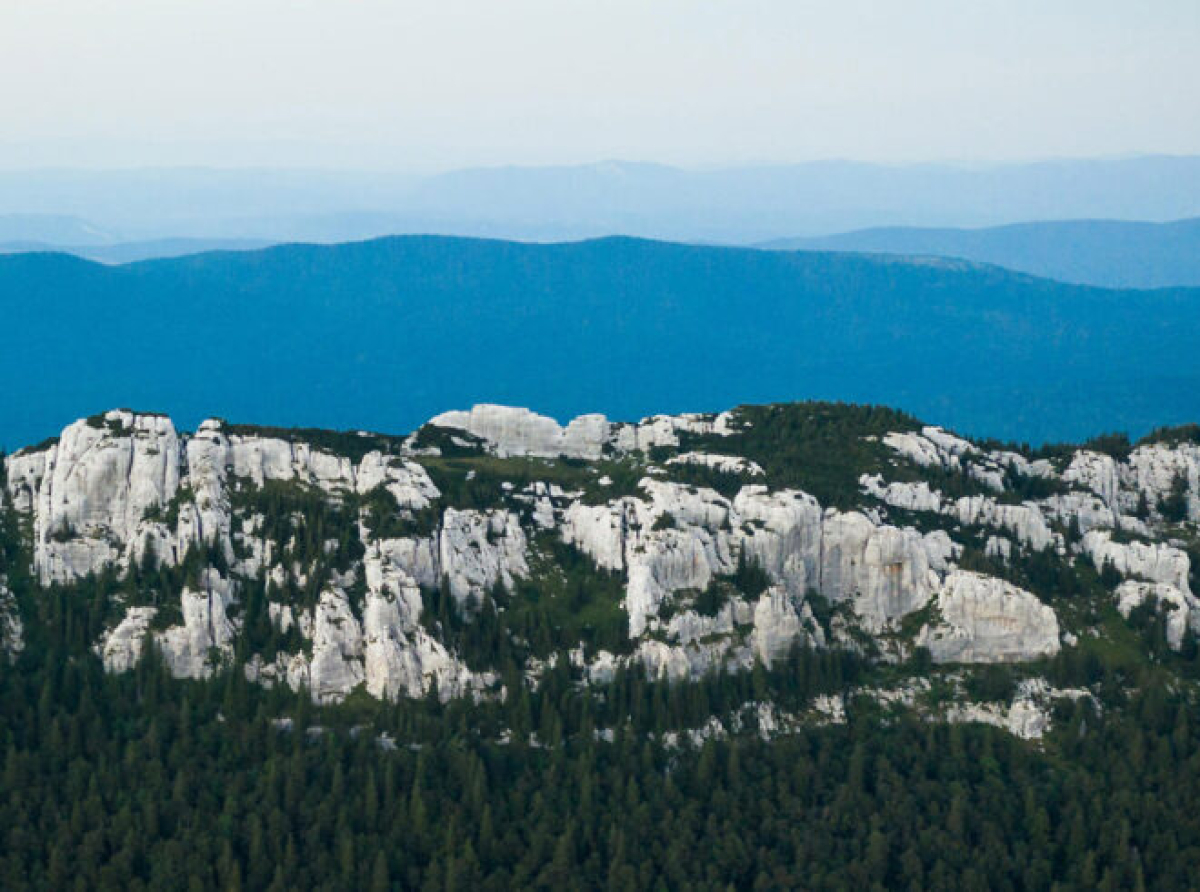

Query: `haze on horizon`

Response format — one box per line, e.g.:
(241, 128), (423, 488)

(2, 0), (1199, 171)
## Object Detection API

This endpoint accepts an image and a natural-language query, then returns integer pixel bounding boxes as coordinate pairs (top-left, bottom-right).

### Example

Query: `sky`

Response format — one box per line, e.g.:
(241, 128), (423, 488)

(1, 0), (1198, 170)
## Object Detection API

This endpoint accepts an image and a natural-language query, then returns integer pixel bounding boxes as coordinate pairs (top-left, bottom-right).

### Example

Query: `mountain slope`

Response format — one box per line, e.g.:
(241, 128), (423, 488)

(5, 399), (1198, 711)
(761, 217), (1200, 288)
(3, 400), (1200, 888)
(2, 236), (1199, 449)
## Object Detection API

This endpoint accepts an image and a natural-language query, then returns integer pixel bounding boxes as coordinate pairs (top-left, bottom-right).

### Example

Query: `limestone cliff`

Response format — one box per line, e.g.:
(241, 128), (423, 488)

(6, 400), (1199, 725)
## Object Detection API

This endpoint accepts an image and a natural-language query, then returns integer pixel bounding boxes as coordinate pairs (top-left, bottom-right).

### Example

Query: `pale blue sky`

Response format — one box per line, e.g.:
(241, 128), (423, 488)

(1, 0), (1198, 170)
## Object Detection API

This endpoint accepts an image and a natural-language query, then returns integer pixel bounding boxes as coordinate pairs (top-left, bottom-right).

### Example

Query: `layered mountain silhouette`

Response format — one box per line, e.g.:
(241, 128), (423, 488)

(2, 235), (1198, 449)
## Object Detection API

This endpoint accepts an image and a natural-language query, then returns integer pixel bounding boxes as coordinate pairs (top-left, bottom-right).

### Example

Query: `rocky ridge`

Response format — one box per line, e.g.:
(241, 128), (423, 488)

(4, 403), (1199, 740)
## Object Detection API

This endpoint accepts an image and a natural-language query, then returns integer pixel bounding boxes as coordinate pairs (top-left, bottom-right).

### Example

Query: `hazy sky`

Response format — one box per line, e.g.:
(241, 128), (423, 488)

(2, 0), (1198, 170)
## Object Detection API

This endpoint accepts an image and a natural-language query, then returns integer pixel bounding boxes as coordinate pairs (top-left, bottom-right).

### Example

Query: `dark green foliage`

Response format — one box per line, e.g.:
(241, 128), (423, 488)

(682, 402), (924, 509)
(143, 484), (195, 527)
(1081, 431), (1133, 462)
(5, 474), (1200, 888)
(18, 435), (59, 455)
(1138, 423), (1200, 448)
(689, 553), (773, 618)
(418, 454), (644, 511)
(731, 550), (771, 599)
(1159, 471), (1190, 523)
(690, 583), (730, 618)
(662, 462), (754, 499)
(804, 589), (839, 640)
(2, 635), (1200, 890)
(237, 575), (309, 663)
(1000, 464), (1072, 502)
(964, 665), (1018, 703)
(421, 538), (632, 668)
(359, 485), (439, 539)
(407, 424), (489, 457)
(230, 478), (364, 606)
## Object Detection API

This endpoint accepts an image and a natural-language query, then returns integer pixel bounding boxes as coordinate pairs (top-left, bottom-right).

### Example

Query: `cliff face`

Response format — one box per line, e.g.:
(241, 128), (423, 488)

(3, 402), (1198, 736)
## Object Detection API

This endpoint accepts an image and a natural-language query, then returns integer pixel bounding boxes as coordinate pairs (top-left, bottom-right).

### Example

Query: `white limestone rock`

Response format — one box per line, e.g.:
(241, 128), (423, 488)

(818, 511), (952, 633)
(369, 535), (441, 591)
(666, 453), (764, 477)
(884, 427), (973, 472)
(985, 536), (1013, 562)
(571, 482), (953, 639)
(1122, 442), (1200, 521)
(733, 486), (824, 595)
(28, 411), (182, 584)
(951, 496), (1055, 551)
(1040, 492), (1116, 535)
(439, 508), (528, 605)
(634, 636), (750, 681)
(355, 452), (440, 511)
(1083, 530), (1192, 593)
(4, 445), (51, 515)
(811, 693), (847, 724)
(227, 433), (355, 491)
(916, 571), (1060, 663)
(428, 405), (612, 459)
(268, 602), (301, 635)
(946, 679), (1090, 741)
(946, 698), (1050, 741)
(561, 500), (630, 572)
(154, 570), (239, 679)
(1064, 451), (1122, 509)
(1115, 580), (1200, 650)
(610, 411), (738, 453)
(0, 579), (23, 663)
(98, 606), (158, 673)
(859, 474), (943, 512)
(361, 580), (484, 700)
(305, 588), (366, 703)
(626, 529), (714, 637)
(752, 587), (824, 664)
(182, 420), (233, 553)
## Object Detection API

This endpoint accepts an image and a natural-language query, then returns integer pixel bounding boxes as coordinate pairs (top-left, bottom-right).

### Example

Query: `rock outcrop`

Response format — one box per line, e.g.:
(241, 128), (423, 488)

(0, 579), (22, 663)
(1083, 530), (1192, 593)
(10, 401), (1193, 716)
(917, 571), (1060, 663)
(22, 411), (182, 584)
(429, 405), (613, 460)
(1115, 580), (1200, 650)
(154, 570), (239, 679)
(430, 404), (738, 459)
(1123, 442), (1200, 521)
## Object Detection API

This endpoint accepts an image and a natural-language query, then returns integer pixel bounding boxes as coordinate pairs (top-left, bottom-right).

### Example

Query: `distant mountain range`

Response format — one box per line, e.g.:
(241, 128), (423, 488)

(2, 235), (1197, 449)
(761, 218), (1200, 289)
(10, 215), (1200, 289)
(0, 237), (271, 265)
(3, 156), (1199, 246)
(0, 213), (117, 246)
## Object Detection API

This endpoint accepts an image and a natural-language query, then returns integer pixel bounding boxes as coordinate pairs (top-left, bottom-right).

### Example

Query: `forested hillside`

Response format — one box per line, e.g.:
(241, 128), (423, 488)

(3, 400), (1200, 887)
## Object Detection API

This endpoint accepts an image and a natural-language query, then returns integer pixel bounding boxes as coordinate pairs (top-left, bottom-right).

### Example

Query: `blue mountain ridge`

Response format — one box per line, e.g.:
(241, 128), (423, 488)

(2, 235), (1197, 450)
